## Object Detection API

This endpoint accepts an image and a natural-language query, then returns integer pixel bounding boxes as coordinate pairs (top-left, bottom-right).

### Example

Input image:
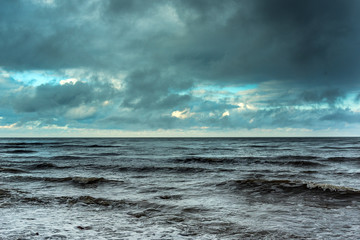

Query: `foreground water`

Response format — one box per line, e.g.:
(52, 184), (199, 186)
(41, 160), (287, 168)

(0, 138), (359, 239)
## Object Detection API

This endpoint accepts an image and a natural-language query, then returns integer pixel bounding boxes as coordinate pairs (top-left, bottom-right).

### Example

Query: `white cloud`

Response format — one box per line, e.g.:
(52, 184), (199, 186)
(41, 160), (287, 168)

(0, 68), (10, 78)
(237, 103), (258, 111)
(60, 78), (79, 85)
(171, 108), (195, 119)
(0, 123), (17, 129)
(102, 100), (110, 106)
(221, 111), (230, 118)
(237, 103), (246, 111)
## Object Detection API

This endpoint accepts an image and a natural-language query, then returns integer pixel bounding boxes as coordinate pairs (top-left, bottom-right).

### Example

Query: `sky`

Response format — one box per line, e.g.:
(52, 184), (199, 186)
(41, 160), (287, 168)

(0, 0), (360, 137)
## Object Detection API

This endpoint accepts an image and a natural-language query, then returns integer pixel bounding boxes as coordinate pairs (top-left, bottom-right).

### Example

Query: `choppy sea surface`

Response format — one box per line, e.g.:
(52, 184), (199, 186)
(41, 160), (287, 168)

(0, 137), (360, 239)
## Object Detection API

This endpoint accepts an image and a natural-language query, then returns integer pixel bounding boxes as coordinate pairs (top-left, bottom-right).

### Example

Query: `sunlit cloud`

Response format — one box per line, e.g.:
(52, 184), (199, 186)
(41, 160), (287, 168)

(59, 78), (79, 85)
(221, 111), (230, 118)
(0, 123), (17, 129)
(171, 108), (195, 119)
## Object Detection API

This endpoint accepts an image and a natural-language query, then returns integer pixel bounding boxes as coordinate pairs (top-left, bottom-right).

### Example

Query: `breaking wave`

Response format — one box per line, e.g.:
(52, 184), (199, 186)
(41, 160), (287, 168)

(218, 179), (360, 199)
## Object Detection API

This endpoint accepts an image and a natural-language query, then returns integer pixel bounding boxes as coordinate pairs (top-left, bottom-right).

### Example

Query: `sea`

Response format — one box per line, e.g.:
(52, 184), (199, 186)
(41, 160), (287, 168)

(0, 137), (359, 240)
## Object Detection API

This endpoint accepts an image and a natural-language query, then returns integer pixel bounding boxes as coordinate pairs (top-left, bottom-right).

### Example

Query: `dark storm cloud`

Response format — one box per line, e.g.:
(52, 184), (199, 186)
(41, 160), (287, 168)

(0, 0), (89, 69)
(254, 0), (360, 84)
(105, 0), (158, 15)
(0, 0), (358, 82)
(121, 69), (193, 110)
(1, 0), (359, 85)
(299, 89), (344, 105)
(169, 0), (360, 86)
(320, 109), (360, 124)
(8, 81), (117, 118)
(13, 82), (92, 112)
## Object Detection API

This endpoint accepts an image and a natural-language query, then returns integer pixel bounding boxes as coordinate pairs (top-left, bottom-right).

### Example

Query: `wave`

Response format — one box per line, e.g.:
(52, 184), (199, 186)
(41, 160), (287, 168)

(174, 156), (239, 164)
(155, 194), (183, 200)
(50, 155), (91, 160)
(287, 160), (323, 167)
(2, 193), (168, 211)
(4, 150), (37, 154)
(248, 145), (280, 148)
(0, 194), (116, 207)
(58, 195), (171, 216)
(59, 195), (123, 207)
(1, 142), (44, 146)
(0, 145), (26, 149)
(51, 144), (119, 148)
(93, 152), (122, 156)
(269, 160), (324, 167)
(218, 179), (360, 200)
(321, 146), (360, 150)
(50, 144), (82, 148)
(253, 156), (325, 167)
(306, 182), (360, 193)
(60, 164), (218, 173)
(118, 166), (211, 173)
(326, 157), (360, 163)
(277, 155), (319, 160)
(172, 146), (192, 150)
(0, 167), (27, 173)
(174, 156), (322, 165)
(0, 188), (12, 199)
(205, 147), (236, 151)
(27, 162), (71, 170)
(7, 176), (121, 186)
(301, 170), (319, 174)
(86, 144), (119, 148)
(71, 177), (118, 185)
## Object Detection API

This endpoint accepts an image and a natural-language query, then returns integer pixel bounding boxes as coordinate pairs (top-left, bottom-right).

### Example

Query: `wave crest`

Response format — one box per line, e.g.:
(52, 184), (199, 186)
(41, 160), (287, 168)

(306, 182), (360, 193)
(218, 178), (360, 200)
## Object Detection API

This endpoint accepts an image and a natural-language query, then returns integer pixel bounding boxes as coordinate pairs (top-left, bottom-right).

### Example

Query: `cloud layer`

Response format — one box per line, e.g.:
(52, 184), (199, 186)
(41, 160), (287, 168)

(0, 0), (359, 136)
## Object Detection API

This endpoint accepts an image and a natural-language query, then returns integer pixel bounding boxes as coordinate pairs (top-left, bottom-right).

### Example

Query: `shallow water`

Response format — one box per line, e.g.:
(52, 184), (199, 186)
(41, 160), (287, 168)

(1, 138), (360, 239)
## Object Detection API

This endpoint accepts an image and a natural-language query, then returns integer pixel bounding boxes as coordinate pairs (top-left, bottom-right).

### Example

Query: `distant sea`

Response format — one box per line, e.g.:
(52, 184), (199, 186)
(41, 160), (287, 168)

(1, 138), (359, 239)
